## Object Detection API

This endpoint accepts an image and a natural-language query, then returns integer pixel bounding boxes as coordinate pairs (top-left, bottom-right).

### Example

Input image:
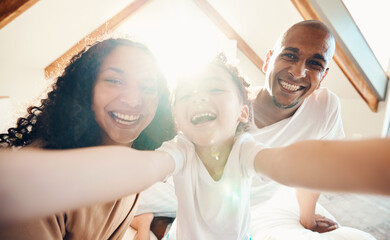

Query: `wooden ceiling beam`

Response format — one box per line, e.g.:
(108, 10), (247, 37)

(192, 0), (264, 72)
(44, 0), (153, 79)
(291, 0), (379, 112)
(0, 0), (39, 30)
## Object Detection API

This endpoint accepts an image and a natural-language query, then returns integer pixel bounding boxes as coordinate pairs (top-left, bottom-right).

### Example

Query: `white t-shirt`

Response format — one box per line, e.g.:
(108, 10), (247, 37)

(160, 133), (266, 240)
(250, 87), (345, 203)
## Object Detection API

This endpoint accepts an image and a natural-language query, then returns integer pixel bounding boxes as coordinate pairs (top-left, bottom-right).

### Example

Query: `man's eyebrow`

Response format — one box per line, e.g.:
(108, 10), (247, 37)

(283, 47), (299, 53)
(313, 53), (327, 63)
(283, 47), (327, 63)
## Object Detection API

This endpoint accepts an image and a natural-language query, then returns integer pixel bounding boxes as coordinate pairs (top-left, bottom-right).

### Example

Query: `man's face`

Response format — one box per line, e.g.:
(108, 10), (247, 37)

(263, 25), (333, 109)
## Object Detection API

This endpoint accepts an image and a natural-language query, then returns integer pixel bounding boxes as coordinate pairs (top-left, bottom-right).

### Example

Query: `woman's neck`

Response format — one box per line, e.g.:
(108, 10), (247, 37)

(101, 137), (133, 147)
(195, 137), (234, 181)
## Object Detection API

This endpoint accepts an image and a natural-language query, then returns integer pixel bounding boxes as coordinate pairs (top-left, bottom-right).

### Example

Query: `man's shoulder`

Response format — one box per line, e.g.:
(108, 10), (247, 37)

(304, 87), (341, 110)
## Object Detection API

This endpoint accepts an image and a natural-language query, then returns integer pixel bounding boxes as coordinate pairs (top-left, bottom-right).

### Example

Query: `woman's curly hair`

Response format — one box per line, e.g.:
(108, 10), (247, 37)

(0, 38), (176, 150)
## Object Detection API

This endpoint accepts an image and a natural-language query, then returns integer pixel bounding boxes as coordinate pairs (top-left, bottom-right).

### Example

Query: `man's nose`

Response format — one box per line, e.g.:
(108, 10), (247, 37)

(288, 61), (307, 79)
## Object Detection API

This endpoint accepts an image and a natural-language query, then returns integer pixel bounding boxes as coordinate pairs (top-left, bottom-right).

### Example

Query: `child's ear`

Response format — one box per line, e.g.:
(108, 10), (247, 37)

(238, 105), (249, 123)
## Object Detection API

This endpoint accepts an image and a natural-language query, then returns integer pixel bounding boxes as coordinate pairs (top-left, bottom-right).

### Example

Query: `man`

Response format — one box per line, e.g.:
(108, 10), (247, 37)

(249, 20), (375, 239)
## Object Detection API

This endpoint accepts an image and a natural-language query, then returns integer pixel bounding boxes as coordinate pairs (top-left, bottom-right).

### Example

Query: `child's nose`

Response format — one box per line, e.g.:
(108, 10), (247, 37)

(192, 91), (208, 104)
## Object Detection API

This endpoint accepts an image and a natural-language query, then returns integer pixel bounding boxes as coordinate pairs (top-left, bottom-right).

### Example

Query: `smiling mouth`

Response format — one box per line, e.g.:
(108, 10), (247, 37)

(190, 112), (217, 125)
(279, 79), (305, 92)
(110, 111), (140, 126)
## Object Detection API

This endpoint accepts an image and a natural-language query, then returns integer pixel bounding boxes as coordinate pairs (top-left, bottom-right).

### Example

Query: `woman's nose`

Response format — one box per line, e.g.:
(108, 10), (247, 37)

(118, 87), (142, 108)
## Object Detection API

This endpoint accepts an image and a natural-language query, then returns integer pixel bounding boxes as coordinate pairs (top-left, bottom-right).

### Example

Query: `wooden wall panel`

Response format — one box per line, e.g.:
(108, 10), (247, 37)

(44, 0), (152, 79)
(0, 0), (39, 29)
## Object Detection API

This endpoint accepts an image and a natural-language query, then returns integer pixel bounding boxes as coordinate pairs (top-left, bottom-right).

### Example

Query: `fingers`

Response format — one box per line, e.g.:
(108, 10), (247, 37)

(311, 214), (339, 233)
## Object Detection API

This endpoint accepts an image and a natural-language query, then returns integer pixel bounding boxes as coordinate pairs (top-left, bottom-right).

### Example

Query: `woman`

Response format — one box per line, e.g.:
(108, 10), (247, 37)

(0, 38), (175, 239)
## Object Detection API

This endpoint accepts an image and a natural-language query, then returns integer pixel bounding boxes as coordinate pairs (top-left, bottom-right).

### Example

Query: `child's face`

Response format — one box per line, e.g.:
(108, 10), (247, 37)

(174, 64), (249, 147)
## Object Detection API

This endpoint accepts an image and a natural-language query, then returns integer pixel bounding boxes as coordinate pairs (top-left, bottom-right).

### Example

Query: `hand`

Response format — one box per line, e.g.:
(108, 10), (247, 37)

(151, 217), (175, 239)
(301, 214), (339, 233)
(130, 213), (154, 240)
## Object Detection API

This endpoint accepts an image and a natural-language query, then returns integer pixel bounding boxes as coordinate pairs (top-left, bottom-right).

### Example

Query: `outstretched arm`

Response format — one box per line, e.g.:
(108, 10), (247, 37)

(254, 138), (390, 196)
(0, 146), (174, 222)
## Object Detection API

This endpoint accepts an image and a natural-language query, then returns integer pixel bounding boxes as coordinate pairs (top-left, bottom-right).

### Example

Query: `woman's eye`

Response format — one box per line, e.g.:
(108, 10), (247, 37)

(141, 85), (157, 95)
(105, 79), (122, 85)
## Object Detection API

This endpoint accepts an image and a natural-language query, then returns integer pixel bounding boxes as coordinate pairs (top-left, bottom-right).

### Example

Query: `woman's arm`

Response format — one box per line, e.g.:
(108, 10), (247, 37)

(0, 146), (174, 222)
(254, 138), (390, 195)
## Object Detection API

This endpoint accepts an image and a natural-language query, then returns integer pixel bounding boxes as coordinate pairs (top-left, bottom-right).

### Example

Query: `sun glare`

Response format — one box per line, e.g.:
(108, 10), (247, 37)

(115, 0), (237, 89)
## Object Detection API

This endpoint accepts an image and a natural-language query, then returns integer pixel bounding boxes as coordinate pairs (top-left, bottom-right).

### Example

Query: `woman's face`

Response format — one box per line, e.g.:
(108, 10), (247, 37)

(92, 45), (160, 146)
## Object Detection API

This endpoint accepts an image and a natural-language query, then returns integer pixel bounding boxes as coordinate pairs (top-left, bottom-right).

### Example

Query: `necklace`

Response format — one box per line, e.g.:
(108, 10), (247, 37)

(211, 147), (220, 161)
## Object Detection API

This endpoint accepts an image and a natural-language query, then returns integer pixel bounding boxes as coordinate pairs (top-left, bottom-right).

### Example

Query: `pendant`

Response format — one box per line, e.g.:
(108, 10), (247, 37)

(211, 147), (220, 161)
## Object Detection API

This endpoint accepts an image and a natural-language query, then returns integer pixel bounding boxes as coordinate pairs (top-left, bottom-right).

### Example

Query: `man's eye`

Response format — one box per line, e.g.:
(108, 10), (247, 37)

(308, 60), (324, 70)
(282, 53), (297, 60)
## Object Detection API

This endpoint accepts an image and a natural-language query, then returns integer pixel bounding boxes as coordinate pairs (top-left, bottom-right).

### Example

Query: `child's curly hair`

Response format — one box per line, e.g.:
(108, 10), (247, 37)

(210, 53), (252, 133)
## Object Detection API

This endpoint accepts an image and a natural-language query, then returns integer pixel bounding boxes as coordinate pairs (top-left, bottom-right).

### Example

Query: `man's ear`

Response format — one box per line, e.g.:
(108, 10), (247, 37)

(238, 105), (249, 123)
(317, 68), (329, 89)
(262, 50), (273, 73)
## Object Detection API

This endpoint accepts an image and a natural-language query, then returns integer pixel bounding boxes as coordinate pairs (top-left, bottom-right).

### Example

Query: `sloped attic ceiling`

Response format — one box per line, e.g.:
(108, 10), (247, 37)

(0, 0), (389, 138)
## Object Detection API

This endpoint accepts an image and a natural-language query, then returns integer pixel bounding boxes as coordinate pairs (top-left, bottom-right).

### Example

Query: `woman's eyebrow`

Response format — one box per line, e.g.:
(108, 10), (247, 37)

(100, 67), (124, 74)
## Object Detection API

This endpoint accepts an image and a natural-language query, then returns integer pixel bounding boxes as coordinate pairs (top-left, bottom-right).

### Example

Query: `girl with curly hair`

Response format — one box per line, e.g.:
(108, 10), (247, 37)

(0, 38), (175, 239)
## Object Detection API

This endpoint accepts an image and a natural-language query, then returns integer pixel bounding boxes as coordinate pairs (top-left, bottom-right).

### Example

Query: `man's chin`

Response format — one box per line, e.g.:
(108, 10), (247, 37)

(272, 96), (299, 109)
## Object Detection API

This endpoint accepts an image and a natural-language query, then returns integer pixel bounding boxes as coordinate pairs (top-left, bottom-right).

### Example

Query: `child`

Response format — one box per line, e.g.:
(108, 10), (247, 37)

(158, 53), (261, 239)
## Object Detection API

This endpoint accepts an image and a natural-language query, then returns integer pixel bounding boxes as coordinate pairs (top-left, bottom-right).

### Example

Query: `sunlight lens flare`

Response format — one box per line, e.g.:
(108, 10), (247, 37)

(115, 0), (237, 89)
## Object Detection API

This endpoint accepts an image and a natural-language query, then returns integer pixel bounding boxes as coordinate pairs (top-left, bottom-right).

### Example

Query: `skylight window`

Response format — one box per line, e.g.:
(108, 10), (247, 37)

(342, 0), (390, 72)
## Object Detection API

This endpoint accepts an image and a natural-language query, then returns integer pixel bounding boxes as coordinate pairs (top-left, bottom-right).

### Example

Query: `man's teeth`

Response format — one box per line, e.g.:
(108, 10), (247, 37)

(280, 80), (301, 91)
(111, 112), (140, 125)
(191, 112), (216, 125)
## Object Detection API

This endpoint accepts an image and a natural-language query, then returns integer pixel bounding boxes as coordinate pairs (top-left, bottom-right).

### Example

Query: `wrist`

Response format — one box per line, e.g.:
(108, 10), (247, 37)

(300, 216), (317, 230)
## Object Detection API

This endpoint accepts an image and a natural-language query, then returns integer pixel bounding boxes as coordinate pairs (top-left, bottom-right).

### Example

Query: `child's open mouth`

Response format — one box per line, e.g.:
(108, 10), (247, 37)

(190, 112), (217, 125)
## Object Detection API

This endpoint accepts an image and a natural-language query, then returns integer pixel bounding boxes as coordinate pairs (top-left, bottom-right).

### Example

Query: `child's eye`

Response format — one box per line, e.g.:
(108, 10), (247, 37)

(209, 88), (225, 94)
(177, 94), (190, 102)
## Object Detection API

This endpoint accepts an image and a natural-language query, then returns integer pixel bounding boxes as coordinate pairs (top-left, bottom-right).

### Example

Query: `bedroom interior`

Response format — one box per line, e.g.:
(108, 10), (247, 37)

(0, 0), (389, 239)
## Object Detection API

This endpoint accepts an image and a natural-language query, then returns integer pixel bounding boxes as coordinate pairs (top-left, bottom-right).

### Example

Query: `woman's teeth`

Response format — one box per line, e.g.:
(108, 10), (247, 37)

(191, 112), (216, 125)
(111, 112), (140, 125)
(280, 80), (301, 91)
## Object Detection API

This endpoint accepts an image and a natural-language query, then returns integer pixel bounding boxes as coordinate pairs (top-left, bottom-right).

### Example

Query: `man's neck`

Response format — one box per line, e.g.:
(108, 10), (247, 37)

(252, 88), (300, 129)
